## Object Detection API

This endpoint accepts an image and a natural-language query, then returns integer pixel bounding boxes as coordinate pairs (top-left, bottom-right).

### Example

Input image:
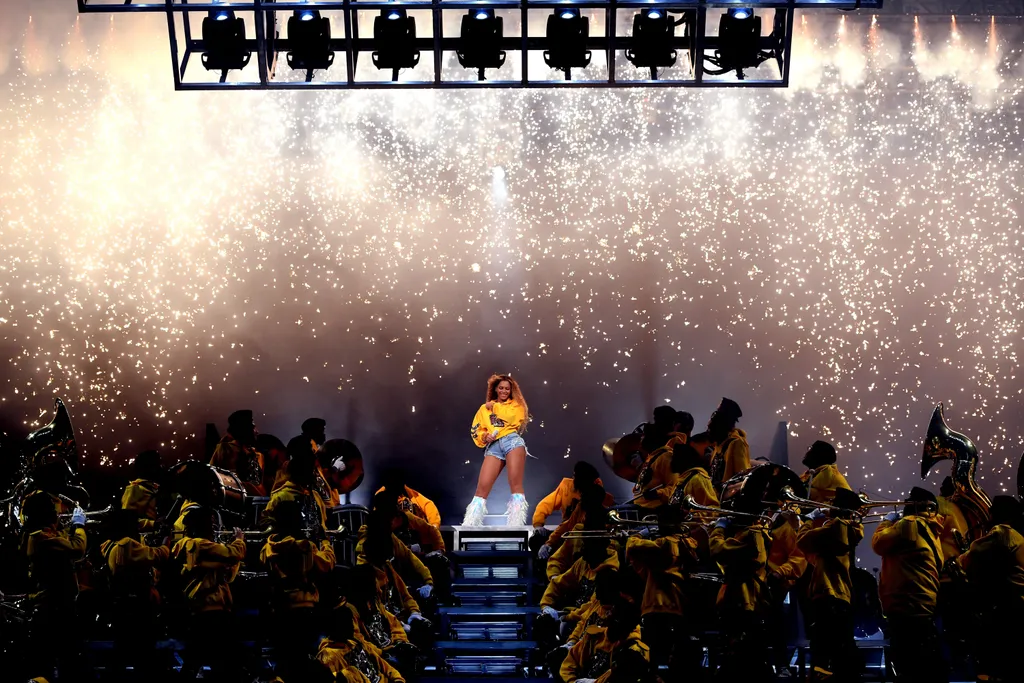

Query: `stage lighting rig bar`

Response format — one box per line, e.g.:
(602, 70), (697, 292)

(77, 0), (882, 89)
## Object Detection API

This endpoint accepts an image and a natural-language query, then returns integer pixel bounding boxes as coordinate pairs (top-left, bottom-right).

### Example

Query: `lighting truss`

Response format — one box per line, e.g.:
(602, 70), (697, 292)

(76, 0), (882, 89)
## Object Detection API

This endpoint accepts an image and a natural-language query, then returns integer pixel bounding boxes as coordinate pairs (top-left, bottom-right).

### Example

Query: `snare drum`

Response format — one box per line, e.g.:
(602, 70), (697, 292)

(169, 460), (249, 521)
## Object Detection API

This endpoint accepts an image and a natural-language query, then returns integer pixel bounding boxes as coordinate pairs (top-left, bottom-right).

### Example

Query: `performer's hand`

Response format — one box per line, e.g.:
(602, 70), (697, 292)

(808, 508), (827, 521)
(70, 507), (87, 527)
(233, 527), (245, 542)
(713, 517), (730, 530)
(538, 544), (553, 561)
(884, 511), (900, 523)
(409, 543), (422, 555)
(485, 401), (495, 411)
(418, 584), (433, 600)
(541, 606), (560, 621)
(408, 612), (429, 626)
(638, 527), (652, 539)
(483, 432), (496, 445)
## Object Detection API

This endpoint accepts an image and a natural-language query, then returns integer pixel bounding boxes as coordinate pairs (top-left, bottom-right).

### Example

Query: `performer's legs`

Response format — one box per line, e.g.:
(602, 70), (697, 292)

(474, 455), (505, 498)
(504, 447), (528, 525)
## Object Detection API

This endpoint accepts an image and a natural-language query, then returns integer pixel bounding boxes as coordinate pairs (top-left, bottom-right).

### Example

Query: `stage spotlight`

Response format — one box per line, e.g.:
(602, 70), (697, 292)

(373, 8), (420, 79)
(202, 10), (251, 73)
(716, 8), (763, 78)
(626, 8), (677, 75)
(544, 8), (591, 79)
(457, 8), (506, 80)
(286, 9), (334, 73)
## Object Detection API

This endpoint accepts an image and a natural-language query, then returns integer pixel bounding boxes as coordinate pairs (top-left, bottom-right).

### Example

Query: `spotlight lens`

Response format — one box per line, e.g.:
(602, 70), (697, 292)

(647, 9), (662, 19)
(387, 10), (401, 19)
(560, 9), (576, 19)
(215, 11), (231, 21)
(300, 11), (315, 21)
(730, 8), (753, 19)
(475, 10), (490, 20)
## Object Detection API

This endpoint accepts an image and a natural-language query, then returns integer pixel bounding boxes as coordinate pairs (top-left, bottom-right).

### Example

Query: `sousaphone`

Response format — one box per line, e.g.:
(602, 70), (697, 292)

(601, 432), (646, 483)
(922, 403), (991, 541)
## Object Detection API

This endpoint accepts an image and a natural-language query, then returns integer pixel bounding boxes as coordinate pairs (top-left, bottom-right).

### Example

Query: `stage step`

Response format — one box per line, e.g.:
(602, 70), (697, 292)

(438, 605), (541, 641)
(435, 639), (538, 676)
(452, 525), (533, 552)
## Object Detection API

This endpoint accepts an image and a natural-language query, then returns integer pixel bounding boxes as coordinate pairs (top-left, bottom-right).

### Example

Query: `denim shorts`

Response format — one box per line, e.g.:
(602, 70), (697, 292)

(484, 433), (527, 461)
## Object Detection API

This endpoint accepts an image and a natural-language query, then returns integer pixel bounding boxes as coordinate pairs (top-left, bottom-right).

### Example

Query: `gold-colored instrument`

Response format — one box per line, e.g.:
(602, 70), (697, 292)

(602, 432), (646, 483)
(683, 495), (772, 523)
(58, 504), (112, 522)
(922, 403), (992, 541)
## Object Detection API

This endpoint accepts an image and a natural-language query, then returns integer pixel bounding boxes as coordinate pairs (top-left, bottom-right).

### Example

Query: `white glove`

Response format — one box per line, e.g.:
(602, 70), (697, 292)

(577, 679), (597, 683)
(638, 526), (652, 539)
(418, 584), (433, 600)
(541, 606), (559, 621)
(884, 511), (900, 523)
(71, 506), (87, 527)
(410, 543), (422, 555)
(808, 508), (827, 521)
(408, 612), (428, 626)
(538, 544), (553, 560)
(424, 550), (444, 560)
(561, 640), (575, 650)
(402, 622), (412, 633)
(714, 517), (730, 530)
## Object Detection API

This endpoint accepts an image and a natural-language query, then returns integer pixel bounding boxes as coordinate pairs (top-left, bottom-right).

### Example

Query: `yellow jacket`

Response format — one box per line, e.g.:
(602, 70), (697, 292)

(338, 599), (409, 652)
(210, 435), (265, 496)
(121, 479), (160, 530)
(375, 485), (442, 527)
(317, 464), (342, 507)
(626, 533), (698, 616)
(937, 496), (969, 564)
(561, 633), (649, 683)
(470, 399), (526, 448)
(317, 637), (405, 683)
(711, 429), (750, 485)
(393, 510), (445, 554)
(533, 477), (614, 526)
(709, 524), (770, 612)
(541, 550), (620, 610)
(634, 450), (681, 510)
(802, 464), (852, 505)
(674, 467), (719, 521)
(767, 517), (807, 587)
(367, 560), (420, 620)
(547, 526), (585, 581)
(567, 597), (643, 644)
(958, 523), (1024, 610)
(356, 526), (433, 588)
(871, 515), (942, 617)
(100, 536), (170, 601)
(263, 478), (328, 532)
(796, 518), (864, 603)
(172, 499), (201, 535)
(259, 534), (336, 611)
(170, 536), (246, 613)
(26, 525), (87, 606)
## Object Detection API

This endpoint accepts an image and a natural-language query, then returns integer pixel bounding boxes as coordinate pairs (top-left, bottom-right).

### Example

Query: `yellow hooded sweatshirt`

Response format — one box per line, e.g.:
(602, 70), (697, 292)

(374, 485), (442, 528)
(711, 428), (750, 485)
(871, 514), (942, 617)
(121, 479), (160, 530)
(797, 518), (864, 604)
(26, 525), (87, 606)
(171, 536), (245, 613)
(709, 523), (770, 613)
(958, 523), (1024, 610)
(560, 634), (649, 683)
(263, 478), (328, 532)
(356, 526), (433, 588)
(802, 464), (852, 505)
(626, 533), (699, 616)
(937, 496), (969, 565)
(100, 536), (170, 601)
(260, 534), (336, 611)
(533, 477), (614, 527)
(338, 598), (409, 653)
(317, 637), (405, 683)
(470, 399), (526, 448)
(541, 550), (620, 611)
(767, 517), (807, 588)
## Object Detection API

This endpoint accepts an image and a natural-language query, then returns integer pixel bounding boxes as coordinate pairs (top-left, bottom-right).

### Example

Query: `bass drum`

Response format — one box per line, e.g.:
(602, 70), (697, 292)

(169, 460), (248, 520)
(719, 462), (806, 514)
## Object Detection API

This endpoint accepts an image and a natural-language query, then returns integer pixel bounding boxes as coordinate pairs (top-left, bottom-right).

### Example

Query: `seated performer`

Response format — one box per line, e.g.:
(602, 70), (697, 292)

(170, 506), (249, 683)
(340, 564), (417, 674)
(796, 487), (865, 683)
(800, 440), (852, 505)
(549, 567), (626, 674)
(625, 503), (701, 680)
(262, 448), (328, 533)
(709, 506), (773, 681)
(540, 482), (611, 560)
(560, 601), (649, 683)
(534, 461), (612, 529)
(707, 397), (749, 491)
(357, 494), (435, 600)
(870, 487), (946, 683)
(541, 535), (621, 618)
(318, 601), (406, 683)
(544, 488), (612, 578)
(260, 500), (337, 677)
(372, 486), (450, 598)
(956, 495), (1024, 683)
(378, 469), (442, 528)
(101, 508), (171, 683)
(209, 409), (265, 495)
(120, 449), (163, 531)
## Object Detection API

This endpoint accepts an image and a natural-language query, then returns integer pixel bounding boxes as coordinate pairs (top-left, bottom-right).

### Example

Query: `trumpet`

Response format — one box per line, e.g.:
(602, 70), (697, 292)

(58, 504), (112, 522)
(682, 496), (771, 523)
(856, 493), (937, 513)
(777, 487), (842, 512)
(212, 527), (347, 541)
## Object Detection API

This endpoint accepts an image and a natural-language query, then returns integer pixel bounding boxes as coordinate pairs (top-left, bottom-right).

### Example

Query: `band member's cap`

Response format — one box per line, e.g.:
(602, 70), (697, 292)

(832, 486), (863, 512)
(302, 417), (326, 434)
(906, 486), (937, 505)
(653, 405), (676, 425)
(717, 398), (743, 420)
(228, 409), (254, 428)
(804, 440), (837, 466)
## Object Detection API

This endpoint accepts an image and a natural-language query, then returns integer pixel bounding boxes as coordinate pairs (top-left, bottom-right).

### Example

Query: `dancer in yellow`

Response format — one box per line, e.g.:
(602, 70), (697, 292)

(464, 374), (531, 526)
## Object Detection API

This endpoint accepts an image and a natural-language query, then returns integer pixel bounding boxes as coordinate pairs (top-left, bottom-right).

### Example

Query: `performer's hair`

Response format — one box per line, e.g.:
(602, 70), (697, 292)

(486, 374), (529, 433)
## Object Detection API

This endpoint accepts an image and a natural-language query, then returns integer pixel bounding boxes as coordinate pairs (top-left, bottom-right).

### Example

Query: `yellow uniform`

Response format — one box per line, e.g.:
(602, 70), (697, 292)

(338, 599), (410, 653)
(356, 526), (433, 587)
(796, 518), (864, 604)
(317, 637), (405, 683)
(937, 496), (969, 565)
(567, 598), (643, 645)
(393, 510), (446, 554)
(673, 467), (719, 521)
(634, 449), (680, 510)
(100, 537), (170, 601)
(957, 523), (1024, 610)
(170, 536), (246, 613)
(375, 485), (442, 527)
(25, 525), (88, 606)
(802, 464), (852, 505)
(533, 477), (614, 527)
(263, 478), (328, 532)
(547, 525), (585, 580)
(316, 464), (342, 507)
(709, 524), (770, 612)
(470, 399), (526, 448)
(626, 533), (698, 616)
(710, 428), (750, 486)
(121, 479), (160, 530)
(560, 631), (649, 683)
(260, 535), (336, 611)
(365, 559), (421, 620)
(871, 515), (942, 617)
(540, 551), (620, 612)
(172, 499), (201, 535)
(767, 518), (807, 588)
(210, 434), (265, 496)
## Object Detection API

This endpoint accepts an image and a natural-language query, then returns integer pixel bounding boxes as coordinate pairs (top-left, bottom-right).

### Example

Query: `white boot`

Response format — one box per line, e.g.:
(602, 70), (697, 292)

(462, 496), (487, 527)
(505, 493), (529, 527)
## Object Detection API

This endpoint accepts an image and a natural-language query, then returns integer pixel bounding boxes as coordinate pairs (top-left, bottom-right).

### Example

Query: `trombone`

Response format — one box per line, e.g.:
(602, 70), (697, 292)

(682, 496), (774, 524)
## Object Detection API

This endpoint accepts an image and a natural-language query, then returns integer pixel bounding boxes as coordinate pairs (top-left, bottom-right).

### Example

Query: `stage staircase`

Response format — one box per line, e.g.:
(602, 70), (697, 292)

(433, 517), (542, 677)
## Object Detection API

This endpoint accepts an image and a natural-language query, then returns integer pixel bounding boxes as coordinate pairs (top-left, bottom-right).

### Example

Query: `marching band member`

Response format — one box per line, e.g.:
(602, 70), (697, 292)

(120, 450), (163, 531)
(796, 487), (865, 683)
(339, 564), (417, 674)
(707, 398), (749, 491)
(254, 434), (291, 504)
(670, 443), (719, 518)
(935, 476), (968, 566)
(209, 409), (265, 496)
(934, 476), (971, 665)
(870, 487), (947, 683)
(286, 417), (327, 459)
(464, 373), (532, 527)
(560, 601), (649, 683)
(260, 500), (337, 678)
(379, 469), (443, 528)
(534, 461), (612, 529)
(541, 482), (611, 560)
(372, 487), (450, 599)
(357, 495), (434, 600)
(262, 449), (328, 533)
(765, 508), (807, 676)
(541, 535), (621, 619)
(632, 411), (695, 509)
(545, 488), (612, 578)
(318, 602), (406, 683)
(800, 440), (853, 505)
(956, 495), (1024, 683)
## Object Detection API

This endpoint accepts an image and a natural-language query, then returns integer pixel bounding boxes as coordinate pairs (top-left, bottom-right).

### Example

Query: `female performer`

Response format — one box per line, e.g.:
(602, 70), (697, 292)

(463, 374), (531, 527)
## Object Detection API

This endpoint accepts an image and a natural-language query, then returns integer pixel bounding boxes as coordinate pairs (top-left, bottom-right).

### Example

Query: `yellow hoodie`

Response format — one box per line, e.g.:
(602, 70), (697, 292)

(626, 533), (699, 616)
(958, 523), (1024, 610)
(393, 510), (445, 554)
(172, 499), (201, 535)
(375, 485), (442, 528)
(533, 477), (614, 526)
(100, 536), (170, 601)
(317, 637), (405, 683)
(871, 514), (942, 617)
(802, 464), (852, 505)
(560, 634), (649, 683)
(709, 524), (770, 612)
(170, 536), (245, 613)
(356, 526), (433, 588)
(796, 518), (864, 604)
(470, 399), (526, 448)
(541, 551), (620, 611)
(263, 478), (328, 532)
(338, 599), (409, 653)
(767, 517), (807, 587)
(673, 467), (720, 521)
(121, 479), (160, 530)
(26, 525), (87, 606)
(711, 428), (750, 485)
(260, 534), (336, 611)
(937, 496), (969, 565)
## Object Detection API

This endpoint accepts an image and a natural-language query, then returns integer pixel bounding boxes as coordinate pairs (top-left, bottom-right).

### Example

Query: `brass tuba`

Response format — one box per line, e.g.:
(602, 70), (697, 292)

(922, 403), (991, 541)
(25, 398), (79, 472)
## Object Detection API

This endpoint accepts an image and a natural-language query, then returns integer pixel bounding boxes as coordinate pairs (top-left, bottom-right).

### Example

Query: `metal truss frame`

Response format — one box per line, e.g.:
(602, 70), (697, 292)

(77, 0), (882, 90)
